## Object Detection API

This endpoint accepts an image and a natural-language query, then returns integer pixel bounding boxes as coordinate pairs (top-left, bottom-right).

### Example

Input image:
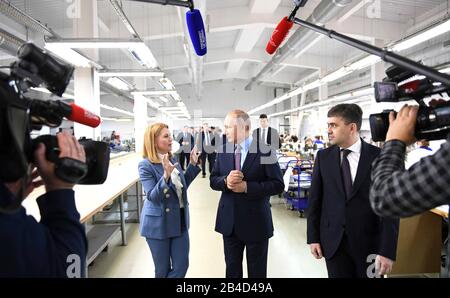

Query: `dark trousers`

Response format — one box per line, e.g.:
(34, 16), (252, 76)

(222, 233), (269, 278)
(325, 234), (369, 278)
(179, 152), (190, 170)
(200, 152), (216, 175)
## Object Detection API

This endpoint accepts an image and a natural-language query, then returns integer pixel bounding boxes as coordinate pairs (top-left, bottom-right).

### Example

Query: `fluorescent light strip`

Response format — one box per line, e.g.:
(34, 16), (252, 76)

(160, 108), (187, 112)
(45, 40), (158, 69)
(268, 88), (374, 117)
(133, 91), (178, 96)
(102, 117), (133, 122)
(45, 40), (142, 49)
(106, 77), (132, 91)
(134, 94), (161, 109)
(392, 19), (450, 52)
(44, 44), (92, 68)
(98, 71), (164, 77)
(100, 104), (134, 116)
(171, 92), (181, 101)
(160, 78), (175, 90)
(129, 43), (158, 69)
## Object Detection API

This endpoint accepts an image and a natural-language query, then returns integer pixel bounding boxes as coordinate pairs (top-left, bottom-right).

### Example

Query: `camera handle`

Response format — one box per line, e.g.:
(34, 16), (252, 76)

(32, 135), (88, 184)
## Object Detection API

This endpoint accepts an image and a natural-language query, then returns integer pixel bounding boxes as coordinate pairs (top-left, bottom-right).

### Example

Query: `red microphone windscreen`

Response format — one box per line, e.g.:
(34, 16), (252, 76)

(266, 17), (294, 55)
(68, 103), (101, 128)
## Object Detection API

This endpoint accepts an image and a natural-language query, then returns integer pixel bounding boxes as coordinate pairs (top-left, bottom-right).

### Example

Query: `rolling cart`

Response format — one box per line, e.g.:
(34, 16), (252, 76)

(284, 159), (312, 217)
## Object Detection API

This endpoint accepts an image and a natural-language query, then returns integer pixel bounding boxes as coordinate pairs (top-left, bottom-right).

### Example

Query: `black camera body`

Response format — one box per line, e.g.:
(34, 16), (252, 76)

(369, 64), (450, 142)
(0, 43), (109, 185)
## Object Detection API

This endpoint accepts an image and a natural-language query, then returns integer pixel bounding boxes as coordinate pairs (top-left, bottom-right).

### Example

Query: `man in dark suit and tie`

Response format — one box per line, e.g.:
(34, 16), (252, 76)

(253, 114), (281, 151)
(307, 104), (399, 278)
(199, 123), (216, 178)
(210, 110), (284, 278)
(176, 126), (194, 170)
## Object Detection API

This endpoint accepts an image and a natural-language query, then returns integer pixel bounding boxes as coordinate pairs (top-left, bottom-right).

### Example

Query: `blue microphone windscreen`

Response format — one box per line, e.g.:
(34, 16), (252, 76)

(186, 9), (207, 56)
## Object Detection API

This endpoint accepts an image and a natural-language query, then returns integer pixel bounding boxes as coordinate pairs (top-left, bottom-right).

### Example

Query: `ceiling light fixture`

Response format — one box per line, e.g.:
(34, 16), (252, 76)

(159, 77), (175, 90)
(44, 44), (92, 68)
(106, 77), (133, 91)
(98, 70), (164, 77)
(100, 104), (134, 116)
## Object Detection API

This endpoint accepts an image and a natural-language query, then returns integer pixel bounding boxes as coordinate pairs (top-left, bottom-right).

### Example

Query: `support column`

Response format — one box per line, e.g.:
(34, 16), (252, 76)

(134, 77), (148, 155)
(319, 68), (328, 101)
(134, 96), (148, 155)
(73, 0), (100, 140)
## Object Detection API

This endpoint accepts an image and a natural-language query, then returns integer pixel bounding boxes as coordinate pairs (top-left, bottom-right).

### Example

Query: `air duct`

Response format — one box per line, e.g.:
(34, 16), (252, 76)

(0, 27), (24, 55)
(0, 0), (60, 38)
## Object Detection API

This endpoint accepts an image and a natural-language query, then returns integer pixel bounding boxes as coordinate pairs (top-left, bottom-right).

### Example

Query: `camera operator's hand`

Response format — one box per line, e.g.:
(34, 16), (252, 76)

(385, 104), (419, 146)
(429, 98), (447, 107)
(35, 132), (86, 192)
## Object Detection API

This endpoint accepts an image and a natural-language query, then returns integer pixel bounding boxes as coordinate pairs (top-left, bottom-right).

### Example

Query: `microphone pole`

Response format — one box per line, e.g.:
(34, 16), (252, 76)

(292, 17), (450, 87)
(130, 0), (192, 9)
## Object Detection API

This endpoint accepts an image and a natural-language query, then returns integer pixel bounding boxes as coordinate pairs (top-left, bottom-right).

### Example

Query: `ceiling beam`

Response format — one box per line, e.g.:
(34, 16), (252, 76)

(226, 59), (245, 74)
(249, 0), (281, 14)
(234, 24), (266, 53)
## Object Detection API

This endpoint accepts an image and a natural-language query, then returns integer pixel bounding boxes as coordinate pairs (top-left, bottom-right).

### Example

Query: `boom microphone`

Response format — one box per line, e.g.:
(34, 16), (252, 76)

(28, 99), (101, 128)
(186, 9), (207, 56)
(266, 17), (294, 55)
(67, 103), (101, 128)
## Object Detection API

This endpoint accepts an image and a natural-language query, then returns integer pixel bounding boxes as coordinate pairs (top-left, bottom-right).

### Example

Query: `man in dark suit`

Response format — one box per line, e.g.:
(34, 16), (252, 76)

(307, 104), (399, 278)
(176, 126), (194, 170)
(199, 123), (216, 178)
(253, 114), (281, 151)
(210, 110), (284, 278)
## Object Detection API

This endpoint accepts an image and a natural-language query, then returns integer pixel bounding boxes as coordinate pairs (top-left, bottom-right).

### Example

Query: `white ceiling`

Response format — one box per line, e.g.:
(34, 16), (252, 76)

(1, 0), (449, 119)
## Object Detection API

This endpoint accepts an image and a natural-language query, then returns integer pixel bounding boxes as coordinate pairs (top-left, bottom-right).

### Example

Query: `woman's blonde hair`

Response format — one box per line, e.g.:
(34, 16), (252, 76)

(143, 123), (172, 163)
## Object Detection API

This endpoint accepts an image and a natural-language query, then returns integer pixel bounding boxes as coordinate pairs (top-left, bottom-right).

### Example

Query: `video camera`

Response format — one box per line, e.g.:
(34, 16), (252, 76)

(0, 43), (110, 188)
(369, 64), (450, 141)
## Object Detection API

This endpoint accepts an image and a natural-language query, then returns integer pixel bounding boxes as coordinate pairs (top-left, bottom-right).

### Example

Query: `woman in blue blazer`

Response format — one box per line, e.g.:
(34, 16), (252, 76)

(139, 123), (201, 278)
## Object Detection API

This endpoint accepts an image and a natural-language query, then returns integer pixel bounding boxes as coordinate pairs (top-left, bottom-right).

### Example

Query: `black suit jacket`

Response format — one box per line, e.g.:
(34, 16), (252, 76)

(199, 131), (216, 154)
(253, 127), (281, 149)
(0, 184), (87, 277)
(307, 140), (399, 260)
(210, 141), (284, 242)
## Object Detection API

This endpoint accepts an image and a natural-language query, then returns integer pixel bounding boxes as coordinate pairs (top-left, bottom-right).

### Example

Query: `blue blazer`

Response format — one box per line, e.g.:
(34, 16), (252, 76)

(138, 158), (201, 240)
(210, 141), (284, 242)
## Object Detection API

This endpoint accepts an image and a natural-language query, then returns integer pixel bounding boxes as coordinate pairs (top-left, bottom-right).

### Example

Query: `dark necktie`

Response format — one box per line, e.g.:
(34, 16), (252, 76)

(341, 149), (352, 199)
(235, 144), (241, 171)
